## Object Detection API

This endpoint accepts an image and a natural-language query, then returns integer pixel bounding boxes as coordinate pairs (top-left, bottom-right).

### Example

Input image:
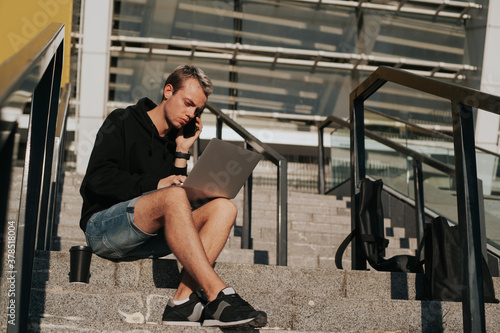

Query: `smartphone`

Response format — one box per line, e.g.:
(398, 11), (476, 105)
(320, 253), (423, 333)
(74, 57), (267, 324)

(183, 118), (198, 138)
(183, 107), (204, 138)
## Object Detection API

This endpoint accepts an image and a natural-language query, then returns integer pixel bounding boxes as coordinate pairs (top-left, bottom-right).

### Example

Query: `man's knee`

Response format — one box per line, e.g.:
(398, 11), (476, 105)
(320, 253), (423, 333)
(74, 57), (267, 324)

(159, 186), (190, 204)
(212, 198), (238, 219)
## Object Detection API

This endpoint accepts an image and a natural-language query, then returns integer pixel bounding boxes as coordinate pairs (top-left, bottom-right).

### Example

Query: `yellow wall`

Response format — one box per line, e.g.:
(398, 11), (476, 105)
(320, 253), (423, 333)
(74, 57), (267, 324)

(0, 0), (73, 85)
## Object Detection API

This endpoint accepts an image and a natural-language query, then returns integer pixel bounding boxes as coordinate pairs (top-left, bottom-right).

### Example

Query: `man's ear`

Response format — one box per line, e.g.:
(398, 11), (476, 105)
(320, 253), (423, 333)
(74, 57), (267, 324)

(163, 84), (174, 100)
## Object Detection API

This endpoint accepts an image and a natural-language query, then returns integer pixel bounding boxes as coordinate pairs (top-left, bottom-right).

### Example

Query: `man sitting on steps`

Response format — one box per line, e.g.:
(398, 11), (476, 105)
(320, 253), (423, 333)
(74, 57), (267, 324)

(79, 64), (267, 328)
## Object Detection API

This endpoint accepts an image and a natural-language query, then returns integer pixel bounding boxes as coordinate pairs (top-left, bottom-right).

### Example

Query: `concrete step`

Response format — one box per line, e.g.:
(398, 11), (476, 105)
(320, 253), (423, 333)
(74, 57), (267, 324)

(51, 226), (256, 265)
(13, 251), (500, 332)
(29, 298), (500, 332)
(251, 242), (416, 268)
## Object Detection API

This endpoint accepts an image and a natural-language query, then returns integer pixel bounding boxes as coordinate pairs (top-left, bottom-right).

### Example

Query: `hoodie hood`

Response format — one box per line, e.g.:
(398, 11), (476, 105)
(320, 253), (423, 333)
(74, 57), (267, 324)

(129, 97), (175, 156)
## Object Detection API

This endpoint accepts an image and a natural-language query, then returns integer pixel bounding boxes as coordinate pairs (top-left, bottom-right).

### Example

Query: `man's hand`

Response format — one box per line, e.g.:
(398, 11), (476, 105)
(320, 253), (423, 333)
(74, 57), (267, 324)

(158, 175), (187, 189)
(176, 116), (202, 153)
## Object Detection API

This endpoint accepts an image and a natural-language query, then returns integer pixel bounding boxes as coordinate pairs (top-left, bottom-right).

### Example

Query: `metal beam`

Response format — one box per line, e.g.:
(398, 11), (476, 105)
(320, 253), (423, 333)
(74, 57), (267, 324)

(108, 36), (474, 79)
(289, 0), (481, 19)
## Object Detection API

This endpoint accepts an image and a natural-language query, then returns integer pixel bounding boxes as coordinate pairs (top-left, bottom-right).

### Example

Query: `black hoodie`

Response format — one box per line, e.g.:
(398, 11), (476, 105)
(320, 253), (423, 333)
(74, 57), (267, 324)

(79, 98), (187, 231)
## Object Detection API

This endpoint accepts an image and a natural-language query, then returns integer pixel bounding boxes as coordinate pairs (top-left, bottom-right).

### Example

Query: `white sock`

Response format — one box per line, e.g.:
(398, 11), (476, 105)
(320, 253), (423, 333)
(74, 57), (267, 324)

(172, 297), (190, 305)
(222, 287), (236, 295)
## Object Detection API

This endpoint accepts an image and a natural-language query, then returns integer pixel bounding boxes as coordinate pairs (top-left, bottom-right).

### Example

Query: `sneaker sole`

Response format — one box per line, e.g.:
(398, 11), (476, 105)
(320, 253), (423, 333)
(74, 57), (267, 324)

(162, 320), (202, 327)
(203, 313), (267, 329)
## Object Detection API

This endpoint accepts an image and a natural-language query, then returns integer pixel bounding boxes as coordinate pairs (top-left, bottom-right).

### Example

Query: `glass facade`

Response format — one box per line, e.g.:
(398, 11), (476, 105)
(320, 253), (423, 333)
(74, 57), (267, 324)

(107, 0), (470, 124)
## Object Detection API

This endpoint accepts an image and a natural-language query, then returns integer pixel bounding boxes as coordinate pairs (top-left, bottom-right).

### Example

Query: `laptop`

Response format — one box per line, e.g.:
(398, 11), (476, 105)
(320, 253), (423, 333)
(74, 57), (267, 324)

(181, 138), (262, 199)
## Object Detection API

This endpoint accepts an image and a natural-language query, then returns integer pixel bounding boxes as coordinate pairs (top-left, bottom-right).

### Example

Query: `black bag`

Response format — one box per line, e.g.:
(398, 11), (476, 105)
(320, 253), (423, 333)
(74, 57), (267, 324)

(416, 216), (498, 303)
(335, 178), (420, 273)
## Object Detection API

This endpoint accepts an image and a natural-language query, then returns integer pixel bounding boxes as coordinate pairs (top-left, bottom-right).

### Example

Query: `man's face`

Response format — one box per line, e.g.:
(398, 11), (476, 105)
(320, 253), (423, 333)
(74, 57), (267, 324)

(163, 78), (207, 129)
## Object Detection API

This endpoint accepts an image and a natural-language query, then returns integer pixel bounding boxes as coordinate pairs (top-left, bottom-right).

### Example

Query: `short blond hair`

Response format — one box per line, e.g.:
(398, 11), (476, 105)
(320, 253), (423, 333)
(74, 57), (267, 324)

(162, 65), (213, 100)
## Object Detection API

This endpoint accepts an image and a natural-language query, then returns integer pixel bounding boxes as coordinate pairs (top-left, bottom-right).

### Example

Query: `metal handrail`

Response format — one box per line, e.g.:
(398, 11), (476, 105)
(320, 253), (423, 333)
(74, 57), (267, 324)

(317, 114), (453, 246)
(318, 115), (456, 178)
(205, 103), (288, 266)
(364, 107), (452, 141)
(220, 109), (498, 202)
(0, 23), (65, 333)
(364, 107), (500, 159)
(318, 110), (500, 197)
(353, 66), (500, 114)
(0, 24), (64, 104)
(349, 66), (498, 333)
(40, 83), (71, 251)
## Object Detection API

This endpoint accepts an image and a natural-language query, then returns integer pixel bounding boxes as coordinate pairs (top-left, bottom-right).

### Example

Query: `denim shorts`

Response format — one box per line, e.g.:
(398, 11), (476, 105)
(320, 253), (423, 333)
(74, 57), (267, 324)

(85, 196), (171, 260)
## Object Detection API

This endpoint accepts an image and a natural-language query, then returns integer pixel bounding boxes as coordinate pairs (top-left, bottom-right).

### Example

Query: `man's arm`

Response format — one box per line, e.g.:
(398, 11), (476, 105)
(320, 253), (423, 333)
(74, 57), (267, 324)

(156, 115), (202, 189)
(82, 113), (160, 205)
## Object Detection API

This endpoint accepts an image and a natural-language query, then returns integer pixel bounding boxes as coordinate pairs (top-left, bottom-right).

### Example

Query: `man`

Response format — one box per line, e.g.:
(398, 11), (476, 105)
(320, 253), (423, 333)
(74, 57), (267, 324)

(80, 65), (267, 328)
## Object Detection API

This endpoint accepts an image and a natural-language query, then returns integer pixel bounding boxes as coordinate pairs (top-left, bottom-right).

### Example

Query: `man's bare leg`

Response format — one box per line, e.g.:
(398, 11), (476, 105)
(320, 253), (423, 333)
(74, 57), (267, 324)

(172, 197), (237, 301)
(133, 187), (236, 301)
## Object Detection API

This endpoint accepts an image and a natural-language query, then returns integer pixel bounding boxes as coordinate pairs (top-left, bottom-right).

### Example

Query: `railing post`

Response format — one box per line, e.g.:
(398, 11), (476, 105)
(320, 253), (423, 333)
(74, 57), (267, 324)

(45, 83), (71, 250)
(216, 116), (223, 139)
(350, 97), (367, 270)
(41, 47), (64, 252)
(477, 179), (488, 260)
(412, 159), (426, 245)
(277, 159), (288, 266)
(451, 101), (485, 333)
(45, 133), (62, 251)
(318, 124), (326, 194)
(242, 141), (253, 249)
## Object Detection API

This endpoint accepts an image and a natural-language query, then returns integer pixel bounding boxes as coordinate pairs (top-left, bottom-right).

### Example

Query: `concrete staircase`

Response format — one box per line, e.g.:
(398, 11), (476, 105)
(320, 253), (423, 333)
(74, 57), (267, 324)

(3, 171), (500, 332)
(52, 172), (418, 269)
(27, 251), (500, 332)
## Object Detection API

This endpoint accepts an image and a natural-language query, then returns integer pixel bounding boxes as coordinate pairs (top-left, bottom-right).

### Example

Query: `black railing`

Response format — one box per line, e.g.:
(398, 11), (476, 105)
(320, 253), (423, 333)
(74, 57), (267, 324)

(204, 104), (288, 266)
(38, 83), (71, 251)
(0, 23), (66, 333)
(318, 114), (454, 241)
(347, 66), (500, 333)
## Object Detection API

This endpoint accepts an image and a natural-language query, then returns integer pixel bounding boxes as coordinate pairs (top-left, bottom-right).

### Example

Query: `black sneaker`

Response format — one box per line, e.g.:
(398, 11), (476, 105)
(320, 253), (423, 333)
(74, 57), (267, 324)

(203, 287), (267, 328)
(162, 291), (207, 326)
